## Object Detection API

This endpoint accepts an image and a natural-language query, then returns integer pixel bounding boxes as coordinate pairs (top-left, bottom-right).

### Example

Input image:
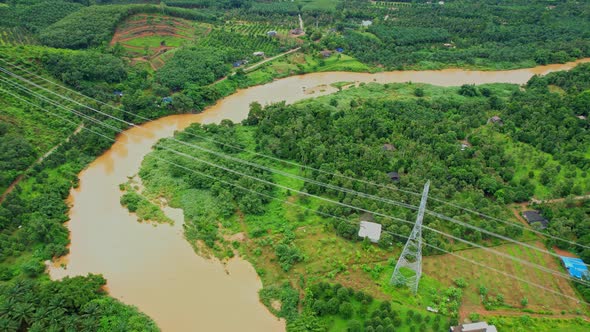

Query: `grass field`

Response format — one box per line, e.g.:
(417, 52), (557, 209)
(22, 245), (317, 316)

(474, 127), (589, 199)
(423, 242), (586, 318)
(0, 27), (36, 46)
(300, 0), (339, 12)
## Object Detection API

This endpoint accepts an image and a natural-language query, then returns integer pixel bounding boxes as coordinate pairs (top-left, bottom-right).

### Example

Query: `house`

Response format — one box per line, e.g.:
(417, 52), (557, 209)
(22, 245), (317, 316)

(450, 321), (497, 332)
(336, 47), (344, 53)
(290, 28), (304, 35)
(358, 220), (382, 243)
(460, 141), (471, 151)
(488, 116), (503, 125)
(426, 306), (439, 313)
(162, 97), (173, 103)
(387, 171), (401, 182)
(382, 143), (396, 152)
(267, 30), (277, 37)
(253, 51), (265, 57)
(522, 210), (549, 229)
(232, 60), (247, 68)
(320, 50), (332, 58)
(560, 256), (589, 279)
(113, 90), (123, 97)
(577, 115), (587, 120)
(361, 20), (373, 27)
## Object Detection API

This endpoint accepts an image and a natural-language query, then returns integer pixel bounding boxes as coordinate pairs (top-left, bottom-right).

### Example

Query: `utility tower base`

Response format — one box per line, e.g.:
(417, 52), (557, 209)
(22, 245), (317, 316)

(390, 181), (430, 294)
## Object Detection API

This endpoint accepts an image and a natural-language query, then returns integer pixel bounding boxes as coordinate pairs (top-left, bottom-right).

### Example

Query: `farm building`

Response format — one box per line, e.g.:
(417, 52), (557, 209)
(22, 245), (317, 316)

(290, 28), (304, 35)
(336, 47), (344, 53)
(320, 50), (332, 58)
(560, 256), (589, 279)
(361, 20), (373, 27)
(113, 90), (123, 97)
(450, 321), (497, 332)
(162, 97), (173, 103)
(522, 210), (549, 229)
(387, 171), (401, 182)
(253, 51), (265, 57)
(358, 220), (382, 243)
(382, 143), (396, 151)
(232, 60), (247, 68)
(488, 115), (503, 125)
(267, 30), (277, 37)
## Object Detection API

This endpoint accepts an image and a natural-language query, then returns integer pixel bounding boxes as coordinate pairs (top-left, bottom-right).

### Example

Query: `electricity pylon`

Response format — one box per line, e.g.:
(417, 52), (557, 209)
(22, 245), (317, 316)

(390, 180), (430, 294)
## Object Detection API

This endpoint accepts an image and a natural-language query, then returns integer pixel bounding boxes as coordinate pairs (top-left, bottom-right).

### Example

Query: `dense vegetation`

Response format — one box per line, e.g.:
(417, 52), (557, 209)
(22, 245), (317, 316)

(133, 65), (589, 328)
(0, 122), (35, 193)
(1, 0), (589, 330)
(337, 0), (590, 69)
(0, 47), (158, 330)
(35, 4), (214, 49)
(0, 275), (158, 331)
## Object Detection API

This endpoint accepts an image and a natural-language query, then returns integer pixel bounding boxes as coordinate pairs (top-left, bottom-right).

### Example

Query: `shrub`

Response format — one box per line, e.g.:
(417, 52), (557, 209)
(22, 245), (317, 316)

(339, 302), (354, 319)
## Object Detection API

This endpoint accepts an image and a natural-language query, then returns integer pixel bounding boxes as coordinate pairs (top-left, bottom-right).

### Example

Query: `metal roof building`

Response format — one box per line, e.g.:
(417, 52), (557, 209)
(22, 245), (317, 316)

(358, 221), (382, 243)
(450, 321), (498, 332)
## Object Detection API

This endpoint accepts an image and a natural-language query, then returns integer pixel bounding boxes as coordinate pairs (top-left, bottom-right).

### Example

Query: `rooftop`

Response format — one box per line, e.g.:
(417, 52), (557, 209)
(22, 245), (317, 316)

(522, 210), (549, 229)
(451, 321), (497, 332)
(358, 221), (382, 243)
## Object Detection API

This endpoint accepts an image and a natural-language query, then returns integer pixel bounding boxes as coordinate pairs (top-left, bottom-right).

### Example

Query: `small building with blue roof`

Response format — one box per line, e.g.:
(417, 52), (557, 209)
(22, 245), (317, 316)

(560, 256), (588, 279)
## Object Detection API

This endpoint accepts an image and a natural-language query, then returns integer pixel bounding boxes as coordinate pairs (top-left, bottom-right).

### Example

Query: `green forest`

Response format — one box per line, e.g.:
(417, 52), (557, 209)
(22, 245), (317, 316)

(134, 65), (590, 330)
(0, 0), (589, 331)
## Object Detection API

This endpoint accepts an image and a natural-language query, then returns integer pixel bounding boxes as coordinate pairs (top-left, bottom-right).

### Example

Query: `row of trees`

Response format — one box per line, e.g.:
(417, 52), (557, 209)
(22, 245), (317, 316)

(246, 71), (587, 246)
(0, 45), (161, 326)
(341, 1), (590, 69)
(0, 275), (158, 331)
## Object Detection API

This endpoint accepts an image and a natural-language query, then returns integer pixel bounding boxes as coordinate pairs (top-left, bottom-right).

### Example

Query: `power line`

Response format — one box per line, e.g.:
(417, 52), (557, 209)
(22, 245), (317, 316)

(2, 57), (588, 253)
(5, 81), (588, 290)
(5, 86), (589, 302)
(3, 66), (587, 274)
(0, 76), (122, 134)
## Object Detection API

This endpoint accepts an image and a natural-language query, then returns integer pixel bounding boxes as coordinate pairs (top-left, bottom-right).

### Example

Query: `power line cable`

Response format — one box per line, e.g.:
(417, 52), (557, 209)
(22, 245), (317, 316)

(6, 86), (590, 298)
(2, 69), (589, 283)
(2, 57), (587, 252)
(3, 66), (586, 271)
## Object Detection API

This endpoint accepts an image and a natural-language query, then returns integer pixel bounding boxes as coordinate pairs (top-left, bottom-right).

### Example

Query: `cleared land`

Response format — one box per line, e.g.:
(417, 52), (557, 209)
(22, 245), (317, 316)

(110, 13), (209, 70)
(423, 242), (585, 320)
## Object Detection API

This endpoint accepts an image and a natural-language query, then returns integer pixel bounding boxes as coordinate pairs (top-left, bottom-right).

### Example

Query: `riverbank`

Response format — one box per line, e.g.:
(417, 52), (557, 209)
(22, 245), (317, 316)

(49, 60), (590, 331)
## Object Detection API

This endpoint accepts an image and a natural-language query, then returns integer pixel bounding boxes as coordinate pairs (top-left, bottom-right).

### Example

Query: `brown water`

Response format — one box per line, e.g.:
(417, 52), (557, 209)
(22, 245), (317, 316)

(49, 58), (590, 331)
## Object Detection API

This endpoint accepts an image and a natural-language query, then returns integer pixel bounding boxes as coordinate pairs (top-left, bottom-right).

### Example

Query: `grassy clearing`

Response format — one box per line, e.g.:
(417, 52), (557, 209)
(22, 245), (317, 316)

(119, 181), (174, 224)
(300, 0), (339, 12)
(110, 12), (203, 67)
(475, 127), (589, 199)
(487, 315), (590, 331)
(423, 242), (586, 316)
(124, 35), (188, 48)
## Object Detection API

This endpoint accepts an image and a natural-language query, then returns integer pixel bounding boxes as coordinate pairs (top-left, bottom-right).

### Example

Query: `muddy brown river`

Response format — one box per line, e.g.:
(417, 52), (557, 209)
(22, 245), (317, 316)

(49, 59), (590, 331)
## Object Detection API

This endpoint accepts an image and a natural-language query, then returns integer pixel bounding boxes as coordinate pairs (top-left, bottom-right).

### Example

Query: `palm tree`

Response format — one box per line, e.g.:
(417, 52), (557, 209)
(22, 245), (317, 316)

(0, 317), (19, 332)
(10, 302), (34, 330)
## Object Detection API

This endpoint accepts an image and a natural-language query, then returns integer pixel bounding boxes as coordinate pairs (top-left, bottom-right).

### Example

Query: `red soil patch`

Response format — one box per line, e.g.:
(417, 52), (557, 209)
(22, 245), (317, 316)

(109, 13), (197, 70)
(553, 247), (579, 258)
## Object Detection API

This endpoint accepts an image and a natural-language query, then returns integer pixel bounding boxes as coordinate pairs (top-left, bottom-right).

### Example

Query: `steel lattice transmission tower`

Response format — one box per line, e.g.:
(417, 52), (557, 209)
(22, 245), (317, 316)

(390, 180), (430, 294)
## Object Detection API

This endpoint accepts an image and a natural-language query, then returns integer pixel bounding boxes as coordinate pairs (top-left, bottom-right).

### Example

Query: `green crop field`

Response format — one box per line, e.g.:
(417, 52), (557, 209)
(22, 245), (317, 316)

(423, 242), (585, 316)
(124, 35), (189, 48)
(0, 28), (36, 46)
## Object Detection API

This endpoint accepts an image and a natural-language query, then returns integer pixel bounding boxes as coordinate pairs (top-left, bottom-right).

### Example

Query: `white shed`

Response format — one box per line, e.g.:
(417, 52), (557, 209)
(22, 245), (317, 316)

(358, 221), (382, 243)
